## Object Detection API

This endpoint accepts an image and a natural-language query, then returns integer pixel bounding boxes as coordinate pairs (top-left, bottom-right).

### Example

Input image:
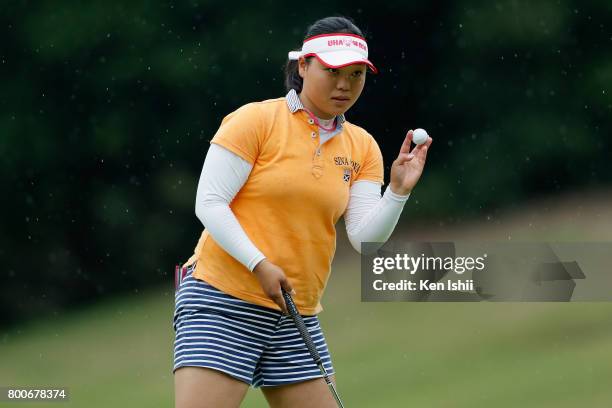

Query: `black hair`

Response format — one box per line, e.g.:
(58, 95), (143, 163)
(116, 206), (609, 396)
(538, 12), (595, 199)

(284, 16), (366, 93)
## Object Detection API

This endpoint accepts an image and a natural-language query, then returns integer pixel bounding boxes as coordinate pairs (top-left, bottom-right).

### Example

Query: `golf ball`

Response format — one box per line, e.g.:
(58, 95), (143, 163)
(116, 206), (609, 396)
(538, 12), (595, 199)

(413, 128), (428, 145)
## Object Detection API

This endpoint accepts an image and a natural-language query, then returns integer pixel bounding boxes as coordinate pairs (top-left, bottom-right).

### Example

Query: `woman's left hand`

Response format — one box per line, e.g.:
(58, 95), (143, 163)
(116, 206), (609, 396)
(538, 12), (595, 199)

(389, 129), (433, 196)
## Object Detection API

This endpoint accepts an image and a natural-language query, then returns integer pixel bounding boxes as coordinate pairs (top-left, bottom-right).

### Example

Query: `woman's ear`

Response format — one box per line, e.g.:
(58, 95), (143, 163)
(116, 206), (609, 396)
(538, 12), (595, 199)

(298, 57), (307, 79)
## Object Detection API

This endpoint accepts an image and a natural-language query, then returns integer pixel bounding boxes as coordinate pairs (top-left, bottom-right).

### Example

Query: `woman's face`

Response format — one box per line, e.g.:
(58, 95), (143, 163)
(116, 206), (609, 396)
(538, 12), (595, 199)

(298, 57), (367, 119)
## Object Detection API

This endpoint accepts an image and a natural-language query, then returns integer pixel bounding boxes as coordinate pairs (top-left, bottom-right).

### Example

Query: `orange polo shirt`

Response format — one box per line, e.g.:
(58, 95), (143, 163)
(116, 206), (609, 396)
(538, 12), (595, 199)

(184, 91), (384, 315)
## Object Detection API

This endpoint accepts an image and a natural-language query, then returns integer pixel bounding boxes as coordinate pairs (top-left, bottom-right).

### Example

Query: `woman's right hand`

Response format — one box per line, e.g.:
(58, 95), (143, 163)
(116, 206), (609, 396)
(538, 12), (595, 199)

(253, 259), (295, 314)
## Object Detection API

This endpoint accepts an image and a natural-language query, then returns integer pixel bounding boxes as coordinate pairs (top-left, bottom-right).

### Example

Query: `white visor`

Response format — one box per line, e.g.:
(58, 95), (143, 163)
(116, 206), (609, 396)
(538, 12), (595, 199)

(288, 33), (378, 74)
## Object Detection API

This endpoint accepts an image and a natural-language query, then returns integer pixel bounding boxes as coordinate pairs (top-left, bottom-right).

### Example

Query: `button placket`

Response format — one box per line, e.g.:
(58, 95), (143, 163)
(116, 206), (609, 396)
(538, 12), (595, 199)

(311, 142), (323, 178)
(308, 121), (323, 178)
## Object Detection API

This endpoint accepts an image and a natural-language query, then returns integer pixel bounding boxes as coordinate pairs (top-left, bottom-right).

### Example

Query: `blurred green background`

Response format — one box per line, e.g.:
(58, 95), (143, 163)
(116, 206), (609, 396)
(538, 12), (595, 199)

(1, 0), (611, 406)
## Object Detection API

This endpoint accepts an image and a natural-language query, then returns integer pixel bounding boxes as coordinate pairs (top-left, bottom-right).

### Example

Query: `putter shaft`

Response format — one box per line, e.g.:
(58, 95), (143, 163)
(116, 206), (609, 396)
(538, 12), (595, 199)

(282, 289), (346, 408)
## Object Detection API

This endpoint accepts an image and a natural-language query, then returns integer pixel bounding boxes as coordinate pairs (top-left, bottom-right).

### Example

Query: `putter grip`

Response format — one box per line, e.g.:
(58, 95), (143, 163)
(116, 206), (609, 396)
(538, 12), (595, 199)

(282, 290), (322, 364)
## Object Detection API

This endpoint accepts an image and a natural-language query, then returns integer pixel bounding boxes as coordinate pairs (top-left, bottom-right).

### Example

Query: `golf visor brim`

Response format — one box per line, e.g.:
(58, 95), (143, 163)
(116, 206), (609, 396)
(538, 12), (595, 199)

(288, 33), (379, 74)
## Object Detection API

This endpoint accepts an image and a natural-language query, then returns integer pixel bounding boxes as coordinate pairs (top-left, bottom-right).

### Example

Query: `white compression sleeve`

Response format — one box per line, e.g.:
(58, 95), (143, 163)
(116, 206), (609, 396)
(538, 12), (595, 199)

(195, 143), (266, 271)
(344, 181), (411, 253)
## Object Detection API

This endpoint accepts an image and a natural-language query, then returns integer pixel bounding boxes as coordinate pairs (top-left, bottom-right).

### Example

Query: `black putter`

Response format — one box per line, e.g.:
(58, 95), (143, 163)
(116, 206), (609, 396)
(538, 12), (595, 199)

(281, 289), (346, 408)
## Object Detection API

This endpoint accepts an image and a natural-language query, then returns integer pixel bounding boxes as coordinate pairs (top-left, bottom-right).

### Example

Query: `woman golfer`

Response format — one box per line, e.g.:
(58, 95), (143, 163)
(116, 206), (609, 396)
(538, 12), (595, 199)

(173, 16), (433, 408)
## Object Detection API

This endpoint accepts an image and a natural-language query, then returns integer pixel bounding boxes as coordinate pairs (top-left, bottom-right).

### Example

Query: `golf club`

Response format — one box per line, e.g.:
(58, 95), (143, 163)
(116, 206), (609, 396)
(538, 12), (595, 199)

(281, 289), (346, 408)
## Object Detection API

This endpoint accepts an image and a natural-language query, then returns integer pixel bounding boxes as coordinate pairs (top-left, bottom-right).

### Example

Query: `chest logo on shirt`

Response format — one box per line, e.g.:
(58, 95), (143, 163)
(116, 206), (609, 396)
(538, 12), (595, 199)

(343, 168), (351, 183)
(333, 156), (361, 173)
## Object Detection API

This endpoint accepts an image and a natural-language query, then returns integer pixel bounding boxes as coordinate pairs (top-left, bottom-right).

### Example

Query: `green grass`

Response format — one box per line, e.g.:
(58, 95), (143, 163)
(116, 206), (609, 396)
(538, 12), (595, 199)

(2, 192), (612, 407)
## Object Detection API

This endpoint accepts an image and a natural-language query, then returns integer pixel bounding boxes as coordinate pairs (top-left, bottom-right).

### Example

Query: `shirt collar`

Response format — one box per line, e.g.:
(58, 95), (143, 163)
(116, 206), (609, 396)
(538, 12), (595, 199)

(285, 89), (346, 126)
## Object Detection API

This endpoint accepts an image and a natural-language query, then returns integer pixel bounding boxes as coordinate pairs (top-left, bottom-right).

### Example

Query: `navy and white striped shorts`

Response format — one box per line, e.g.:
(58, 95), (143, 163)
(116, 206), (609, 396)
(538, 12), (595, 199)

(172, 264), (335, 388)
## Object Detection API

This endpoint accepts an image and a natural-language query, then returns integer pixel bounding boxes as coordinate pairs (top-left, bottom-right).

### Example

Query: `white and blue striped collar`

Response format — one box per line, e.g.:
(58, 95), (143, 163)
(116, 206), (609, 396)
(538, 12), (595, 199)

(285, 89), (346, 126)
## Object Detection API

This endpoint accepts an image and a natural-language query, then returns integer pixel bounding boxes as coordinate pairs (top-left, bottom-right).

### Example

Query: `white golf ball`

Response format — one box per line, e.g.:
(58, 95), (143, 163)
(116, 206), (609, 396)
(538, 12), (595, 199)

(413, 128), (428, 145)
